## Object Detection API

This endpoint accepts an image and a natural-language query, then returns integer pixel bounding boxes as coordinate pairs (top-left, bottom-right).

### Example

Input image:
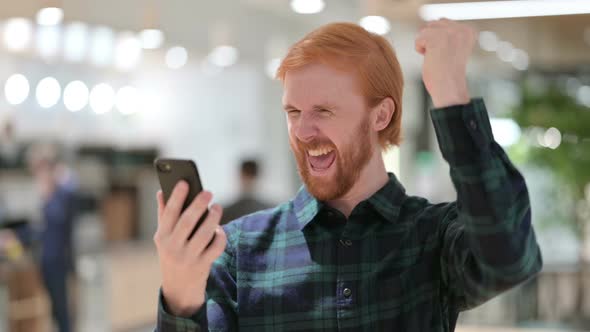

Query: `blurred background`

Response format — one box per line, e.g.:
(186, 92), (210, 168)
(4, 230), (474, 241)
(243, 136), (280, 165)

(0, 0), (588, 331)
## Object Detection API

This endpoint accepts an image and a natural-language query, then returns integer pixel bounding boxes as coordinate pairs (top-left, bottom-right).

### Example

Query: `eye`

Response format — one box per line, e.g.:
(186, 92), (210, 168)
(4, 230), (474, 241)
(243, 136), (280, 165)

(287, 109), (301, 117)
(319, 109), (333, 116)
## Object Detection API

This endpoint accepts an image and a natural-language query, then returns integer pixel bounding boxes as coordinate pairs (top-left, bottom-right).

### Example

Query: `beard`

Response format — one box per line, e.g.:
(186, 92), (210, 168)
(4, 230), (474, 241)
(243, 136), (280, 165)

(290, 115), (373, 201)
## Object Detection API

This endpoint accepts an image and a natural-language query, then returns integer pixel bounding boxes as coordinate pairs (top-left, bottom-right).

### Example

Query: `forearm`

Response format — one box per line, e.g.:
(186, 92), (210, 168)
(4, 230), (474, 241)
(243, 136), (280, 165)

(433, 99), (542, 307)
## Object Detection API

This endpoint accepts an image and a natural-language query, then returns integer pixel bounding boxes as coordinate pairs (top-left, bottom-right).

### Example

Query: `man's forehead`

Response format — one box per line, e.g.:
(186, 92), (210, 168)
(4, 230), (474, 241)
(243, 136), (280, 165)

(282, 63), (361, 106)
(281, 88), (338, 109)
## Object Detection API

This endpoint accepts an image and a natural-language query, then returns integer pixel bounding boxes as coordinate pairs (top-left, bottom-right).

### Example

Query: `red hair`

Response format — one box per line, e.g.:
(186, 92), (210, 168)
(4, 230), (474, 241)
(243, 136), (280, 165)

(276, 22), (404, 149)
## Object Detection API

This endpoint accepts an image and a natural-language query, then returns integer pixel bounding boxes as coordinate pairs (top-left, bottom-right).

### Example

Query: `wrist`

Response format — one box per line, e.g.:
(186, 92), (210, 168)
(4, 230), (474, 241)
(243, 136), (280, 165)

(432, 95), (470, 108)
(163, 289), (205, 317)
(430, 78), (470, 108)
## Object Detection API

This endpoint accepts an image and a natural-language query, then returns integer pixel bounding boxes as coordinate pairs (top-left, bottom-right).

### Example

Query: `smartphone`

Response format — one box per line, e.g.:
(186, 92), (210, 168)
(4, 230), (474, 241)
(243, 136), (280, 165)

(154, 158), (208, 239)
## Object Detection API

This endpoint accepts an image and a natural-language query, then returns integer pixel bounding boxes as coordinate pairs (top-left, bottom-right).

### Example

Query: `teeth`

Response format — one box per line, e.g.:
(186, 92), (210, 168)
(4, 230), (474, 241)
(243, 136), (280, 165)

(308, 147), (333, 157)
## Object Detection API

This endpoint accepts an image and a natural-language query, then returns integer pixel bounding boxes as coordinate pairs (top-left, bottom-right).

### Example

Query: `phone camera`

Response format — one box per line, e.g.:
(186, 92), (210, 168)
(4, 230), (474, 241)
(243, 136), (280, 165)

(158, 162), (171, 173)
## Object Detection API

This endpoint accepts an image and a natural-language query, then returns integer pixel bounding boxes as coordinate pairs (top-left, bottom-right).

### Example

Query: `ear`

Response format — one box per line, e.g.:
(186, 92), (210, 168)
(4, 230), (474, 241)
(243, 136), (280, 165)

(372, 97), (395, 132)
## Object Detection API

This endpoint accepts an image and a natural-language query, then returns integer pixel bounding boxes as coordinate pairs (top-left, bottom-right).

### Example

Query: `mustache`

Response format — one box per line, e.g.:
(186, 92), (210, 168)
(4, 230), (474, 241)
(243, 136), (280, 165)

(295, 138), (336, 151)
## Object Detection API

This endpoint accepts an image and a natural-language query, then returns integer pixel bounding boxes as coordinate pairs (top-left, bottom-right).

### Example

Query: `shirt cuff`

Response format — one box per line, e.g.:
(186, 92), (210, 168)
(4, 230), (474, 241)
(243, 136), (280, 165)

(157, 289), (206, 332)
(430, 98), (495, 166)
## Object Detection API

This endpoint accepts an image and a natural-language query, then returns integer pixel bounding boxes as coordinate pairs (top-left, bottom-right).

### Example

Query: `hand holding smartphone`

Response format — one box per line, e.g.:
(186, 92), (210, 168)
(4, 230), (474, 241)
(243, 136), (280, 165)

(153, 158), (227, 317)
(154, 158), (208, 239)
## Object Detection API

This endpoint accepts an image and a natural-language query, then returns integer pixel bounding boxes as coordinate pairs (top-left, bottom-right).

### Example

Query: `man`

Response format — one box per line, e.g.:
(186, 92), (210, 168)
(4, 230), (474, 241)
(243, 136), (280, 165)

(28, 144), (76, 332)
(221, 159), (272, 225)
(154, 20), (542, 331)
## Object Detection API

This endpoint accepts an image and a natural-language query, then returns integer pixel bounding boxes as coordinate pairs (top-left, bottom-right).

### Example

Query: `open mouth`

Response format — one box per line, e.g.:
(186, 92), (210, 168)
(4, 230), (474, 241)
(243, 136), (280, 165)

(307, 147), (336, 174)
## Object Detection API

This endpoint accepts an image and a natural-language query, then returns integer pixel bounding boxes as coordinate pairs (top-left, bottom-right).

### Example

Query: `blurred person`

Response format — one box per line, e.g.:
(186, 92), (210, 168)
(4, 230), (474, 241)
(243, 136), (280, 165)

(0, 119), (21, 168)
(27, 143), (76, 332)
(154, 20), (542, 331)
(220, 159), (272, 225)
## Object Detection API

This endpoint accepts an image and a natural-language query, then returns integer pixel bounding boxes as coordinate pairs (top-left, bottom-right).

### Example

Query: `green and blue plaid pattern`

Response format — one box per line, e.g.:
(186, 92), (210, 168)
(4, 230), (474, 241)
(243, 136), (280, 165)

(157, 98), (542, 331)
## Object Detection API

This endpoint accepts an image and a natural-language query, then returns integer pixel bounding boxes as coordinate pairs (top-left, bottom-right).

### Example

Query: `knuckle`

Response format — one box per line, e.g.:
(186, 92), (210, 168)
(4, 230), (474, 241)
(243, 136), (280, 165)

(210, 204), (222, 217)
(218, 227), (227, 240)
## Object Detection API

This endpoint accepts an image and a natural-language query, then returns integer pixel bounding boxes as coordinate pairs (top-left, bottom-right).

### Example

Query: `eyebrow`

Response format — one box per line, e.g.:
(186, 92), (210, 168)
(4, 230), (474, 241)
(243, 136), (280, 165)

(283, 103), (338, 111)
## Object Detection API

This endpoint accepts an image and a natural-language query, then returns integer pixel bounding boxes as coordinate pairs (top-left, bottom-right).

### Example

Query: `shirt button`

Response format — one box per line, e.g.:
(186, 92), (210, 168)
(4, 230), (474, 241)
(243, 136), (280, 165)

(340, 239), (352, 247)
(469, 120), (477, 130)
(343, 288), (352, 298)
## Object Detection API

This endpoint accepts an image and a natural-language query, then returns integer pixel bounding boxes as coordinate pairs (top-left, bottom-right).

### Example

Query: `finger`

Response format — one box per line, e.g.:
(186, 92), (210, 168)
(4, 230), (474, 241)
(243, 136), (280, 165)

(415, 28), (437, 55)
(200, 226), (227, 264)
(161, 181), (189, 232)
(467, 26), (479, 41)
(431, 18), (452, 26)
(415, 35), (426, 55)
(434, 18), (452, 24)
(174, 191), (213, 240)
(187, 204), (223, 255)
(155, 190), (175, 236)
(157, 190), (164, 220)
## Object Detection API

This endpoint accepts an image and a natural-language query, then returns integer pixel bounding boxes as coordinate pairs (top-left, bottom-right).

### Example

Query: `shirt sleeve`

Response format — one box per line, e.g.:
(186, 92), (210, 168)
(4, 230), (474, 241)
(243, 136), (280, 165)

(155, 222), (239, 332)
(156, 289), (207, 332)
(431, 98), (543, 310)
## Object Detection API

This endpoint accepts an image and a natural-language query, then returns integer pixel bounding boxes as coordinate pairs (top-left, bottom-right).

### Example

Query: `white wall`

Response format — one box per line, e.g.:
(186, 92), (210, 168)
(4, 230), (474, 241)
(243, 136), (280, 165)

(0, 52), (298, 205)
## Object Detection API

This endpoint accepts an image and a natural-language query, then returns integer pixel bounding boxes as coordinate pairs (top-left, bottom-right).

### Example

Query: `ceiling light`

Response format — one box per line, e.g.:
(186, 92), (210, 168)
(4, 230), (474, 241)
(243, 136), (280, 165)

(36, 7), (64, 26)
(290, 0), (325, 14)
(359, 16), (391, 36)
(63, 81), (89, 112)
(90, 26), (115, 67)
(4, 74), (30, 105)
(36, 77), (61, 108)
(139, 29), (164, 49)
(115, 32), (142, 71)
(3, 18), (33, 51)
(64, 22), (89, 62)
(420, 0), (590, 21)
(208, 45), (238, 67)
(36, 25), (61, 59)
(90, 83), (115, 114)
(165, 46), (188, 69)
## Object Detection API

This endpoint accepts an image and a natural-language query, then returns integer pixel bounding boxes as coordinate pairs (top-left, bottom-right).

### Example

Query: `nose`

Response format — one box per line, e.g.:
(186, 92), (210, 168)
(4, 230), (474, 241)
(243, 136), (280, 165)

(294, 113), (318, 143)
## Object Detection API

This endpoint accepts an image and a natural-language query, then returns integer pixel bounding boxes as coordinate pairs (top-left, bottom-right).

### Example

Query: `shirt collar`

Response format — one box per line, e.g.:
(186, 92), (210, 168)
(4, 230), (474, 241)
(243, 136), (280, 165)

(292, 172), (407, 230)
(292, 185), (323, 230)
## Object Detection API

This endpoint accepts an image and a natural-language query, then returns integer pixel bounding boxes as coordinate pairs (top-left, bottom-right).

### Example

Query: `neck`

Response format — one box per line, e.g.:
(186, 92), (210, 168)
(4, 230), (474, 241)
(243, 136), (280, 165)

(240, 178), (256, 195)
(326, 148), (389, 218)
